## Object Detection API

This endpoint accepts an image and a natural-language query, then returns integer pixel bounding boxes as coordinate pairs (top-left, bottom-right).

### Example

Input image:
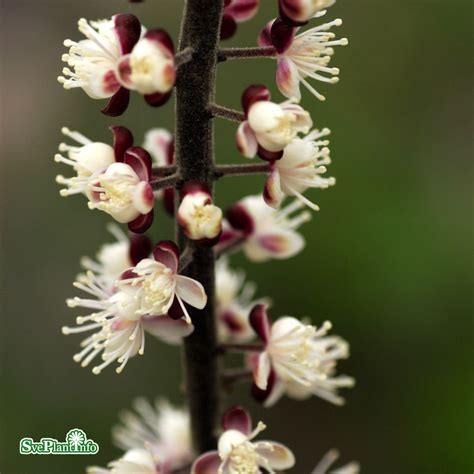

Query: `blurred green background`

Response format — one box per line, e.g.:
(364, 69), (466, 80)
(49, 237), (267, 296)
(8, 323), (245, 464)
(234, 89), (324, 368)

(1, 0), (472, 472)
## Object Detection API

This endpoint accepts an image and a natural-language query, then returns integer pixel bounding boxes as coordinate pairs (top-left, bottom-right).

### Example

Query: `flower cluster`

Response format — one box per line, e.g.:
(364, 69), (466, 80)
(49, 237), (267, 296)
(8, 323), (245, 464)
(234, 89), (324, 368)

(58, 15), (175, 116)
(54, 0), (356, 472)
(55, 126), (155, 233)
(62, 237), (203, 374)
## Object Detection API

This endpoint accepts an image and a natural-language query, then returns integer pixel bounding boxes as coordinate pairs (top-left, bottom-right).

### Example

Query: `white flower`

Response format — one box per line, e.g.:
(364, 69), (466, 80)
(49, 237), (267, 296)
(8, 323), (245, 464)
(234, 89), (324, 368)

(87, 447), (158, 474)
(264, 129), (335, 210)
(222, 195), (311, 262)
(113, 398), (194, 473)
(259, 13), (347, 101)
(312, 449), (360, 474)
(58, 15), (142, 100)
(192, 406), (295, 474)
(80, 225), (131, 283)
(238, 99), (312, 158)
(87, 162), (153, 223)
(216, 258), (268, 342)
(118, 241), (207, 324)
(55, 127), (115, 196)
(125, 33), (176, 95)
(62, 270), (193, 374)
(177, 186), (223, 242)
(249, 304), (355, 406)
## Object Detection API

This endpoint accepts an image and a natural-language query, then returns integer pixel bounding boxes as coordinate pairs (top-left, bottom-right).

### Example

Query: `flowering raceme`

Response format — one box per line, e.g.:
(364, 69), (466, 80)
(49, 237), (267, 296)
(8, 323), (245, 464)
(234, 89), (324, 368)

(259, 14), (347, 101)
(192, 406), (295, 474)
(58, 14), (176, 116)
(248, 304), (354, 406)
(54, 1), (357, 471)
(236, 84), (312, 159)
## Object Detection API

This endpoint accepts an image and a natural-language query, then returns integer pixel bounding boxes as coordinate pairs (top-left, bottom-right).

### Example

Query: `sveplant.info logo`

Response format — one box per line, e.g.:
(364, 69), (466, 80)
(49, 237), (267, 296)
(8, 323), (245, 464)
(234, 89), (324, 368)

(19, 428), (99, 455)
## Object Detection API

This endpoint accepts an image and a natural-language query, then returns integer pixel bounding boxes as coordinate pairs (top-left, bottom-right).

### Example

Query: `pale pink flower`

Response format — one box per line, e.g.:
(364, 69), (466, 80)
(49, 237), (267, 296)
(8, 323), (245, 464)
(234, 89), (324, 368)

(118, 241), (207, 324)
(312, 449), (360, 474)
(219, 195), (311, 262)
(263, 128), (335, 210)
(259, 15), (347, 101)
(236, 85), (312, 160)
(279, 0), (336, 26)
(249, 304), (355, 407)
(192, 406), (295, 474)
(87, 447), (159, 474)
(221, 0), (260, 40)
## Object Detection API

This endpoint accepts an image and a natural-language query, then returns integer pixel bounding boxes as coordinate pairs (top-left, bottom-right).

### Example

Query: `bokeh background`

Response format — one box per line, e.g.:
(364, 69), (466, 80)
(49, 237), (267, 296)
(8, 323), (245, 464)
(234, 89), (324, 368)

(1, 0), (472, 472)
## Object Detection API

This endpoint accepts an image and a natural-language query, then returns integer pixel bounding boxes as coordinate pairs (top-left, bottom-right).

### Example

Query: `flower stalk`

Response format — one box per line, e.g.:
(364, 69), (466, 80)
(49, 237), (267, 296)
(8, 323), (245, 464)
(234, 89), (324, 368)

(217, 46), (276, 62)
(215, 163), (271, 178)
(208, 103), (245, 122)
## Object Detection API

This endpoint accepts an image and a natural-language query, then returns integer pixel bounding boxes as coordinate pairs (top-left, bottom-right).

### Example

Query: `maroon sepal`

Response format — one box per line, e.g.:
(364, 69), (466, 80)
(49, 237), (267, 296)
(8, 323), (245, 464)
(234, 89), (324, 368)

(119, 268), (139, 281)
(152, 240), (179, 271)
(129, 233), (152, 265)
(226, 203), (254, 235)
(241, 84), (271, 116)
(144, 29), (175, 55)
(271, 17), (296, 54)
(278, 1), (309, 27)
(114, 13), (141, 54)
(128, 210), (154, 234)
(101, 87), (130, 117)
(220, 14), (238, 40)
(124, 147), (152, 181)
(162, 187), (175, 216)
(257, 145), (284, 161)
(110, 126), (134, 162)
(167, 296), (183, 320)
(251, 368), (276, 403)
(249, 303), (271, 343)
(144, 90), (173, 107)
(222, 406), (252, 435)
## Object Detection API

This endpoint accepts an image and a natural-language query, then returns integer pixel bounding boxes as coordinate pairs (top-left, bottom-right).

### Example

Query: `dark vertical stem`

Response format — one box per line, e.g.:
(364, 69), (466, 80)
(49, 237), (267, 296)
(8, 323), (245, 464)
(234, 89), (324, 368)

(175, 0), (224, 453)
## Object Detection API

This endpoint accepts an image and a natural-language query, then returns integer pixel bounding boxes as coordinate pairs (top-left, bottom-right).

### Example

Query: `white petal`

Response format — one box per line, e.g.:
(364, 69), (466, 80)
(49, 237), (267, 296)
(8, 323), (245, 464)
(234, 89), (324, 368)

(175, 275), (207, 309)
(254, 351), (271, 390)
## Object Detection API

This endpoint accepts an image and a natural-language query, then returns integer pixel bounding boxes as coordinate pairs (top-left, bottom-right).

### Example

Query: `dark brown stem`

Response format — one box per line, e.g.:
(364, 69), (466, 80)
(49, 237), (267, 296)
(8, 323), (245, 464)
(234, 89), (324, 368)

(150, 174), (181, 191)
(218, 343), (264, 354)
(152, 165), (177, 177)
(215, 163), (270, 178)
(175, 0), (224, 454)
(208, 103), (245, 123)
(218, 46), (276, 62)
(175, 46), (195, 67)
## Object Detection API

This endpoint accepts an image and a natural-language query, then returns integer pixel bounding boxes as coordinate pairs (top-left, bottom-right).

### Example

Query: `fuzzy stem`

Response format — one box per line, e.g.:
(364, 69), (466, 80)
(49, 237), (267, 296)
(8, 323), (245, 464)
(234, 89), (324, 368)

(218, 46), (276, 62)
(208, 103), (245, 122)
(215, 163), (270, 178)
(175, 0), (224, 454)
(150, 174), (181, 190)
